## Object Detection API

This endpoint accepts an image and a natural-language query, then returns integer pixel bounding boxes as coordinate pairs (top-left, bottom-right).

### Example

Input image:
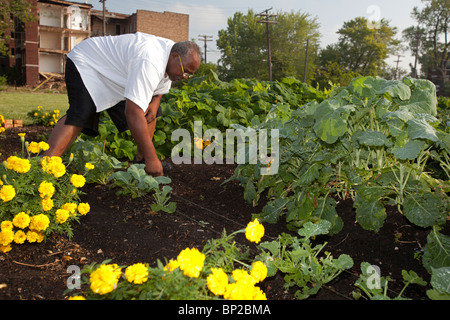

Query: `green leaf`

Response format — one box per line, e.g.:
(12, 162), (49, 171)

(258, 198), (289, 224)
(313, 112), (347, 144)
(422, 228), (450, 274)
(335, 254), (354, 270)
(354, 196), (386, 232)
(403, 192), (446, 228)
(357, 130), (388, 147)
(377, 80), (411, 100)
(391, 139), (425, 160)
(297, 220), (332, 240)
(407, 118), (439, 142)
(294, 163), (321, 186)
(429, 267), (450, 294)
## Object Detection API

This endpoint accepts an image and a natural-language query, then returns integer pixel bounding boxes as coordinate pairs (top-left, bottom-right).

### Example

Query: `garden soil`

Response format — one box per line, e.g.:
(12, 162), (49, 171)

(0, 125), (447, 301)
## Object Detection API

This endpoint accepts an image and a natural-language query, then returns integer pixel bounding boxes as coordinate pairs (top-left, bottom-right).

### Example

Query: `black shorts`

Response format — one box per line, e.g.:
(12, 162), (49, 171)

(64, 58), (162, 137)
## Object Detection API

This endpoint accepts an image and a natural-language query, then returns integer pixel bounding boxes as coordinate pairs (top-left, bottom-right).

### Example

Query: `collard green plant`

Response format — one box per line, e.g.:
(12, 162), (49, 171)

(353, 262), (427, 300)
(256, 220), (354, 300)
(230, 76), (449, 235)
(108, 164), (176, 213)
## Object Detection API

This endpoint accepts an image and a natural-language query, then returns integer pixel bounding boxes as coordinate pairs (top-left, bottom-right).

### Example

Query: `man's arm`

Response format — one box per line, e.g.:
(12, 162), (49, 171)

(125, 99), (163, 176)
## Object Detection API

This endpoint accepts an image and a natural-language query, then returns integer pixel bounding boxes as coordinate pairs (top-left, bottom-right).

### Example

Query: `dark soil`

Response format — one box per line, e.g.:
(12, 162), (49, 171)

(0, 125), (446, 301)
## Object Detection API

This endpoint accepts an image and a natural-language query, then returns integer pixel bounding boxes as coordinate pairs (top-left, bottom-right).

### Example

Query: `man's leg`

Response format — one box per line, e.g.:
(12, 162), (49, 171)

(44, 115), (83, 157)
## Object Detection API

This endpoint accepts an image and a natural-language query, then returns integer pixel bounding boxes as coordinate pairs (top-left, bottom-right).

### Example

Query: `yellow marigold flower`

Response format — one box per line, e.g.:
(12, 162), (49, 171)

(77, 202), (90, 215)
(224, 279), (267, 300)
(85, 163), (95, 170)
(232, 269), (257, 285)
(14, 230), (27, 244)
(164, 259), (179, 272)
(41, 156), (66, 178)
(90, 264), (122, 295)
(70, 174), (86, 188)
(0, 244), (12, 253)
(26, 230), (40, 243)
(207, 268), (229, 296)
(176, 247), (205, 278)
(29, 214), (50, 232)
(63, 202), (77, 214)
(18, 133), (26, 138)
(28, 141), (41, 154)
(125, 263), (149, 284)
(245, 218), (265, 244)
(13, 212), (31, 229)
(68, 296), (86, 300)
(253, 287), (267, 300)
(41, 197), (54, 211)
(38, 141), (49, 151)
(56, 209), (70, 224)
(250, 261), (268, 283)
(0, 229), (14, 246)
(1, 220), (13, 231)
(223, 281), (254, 300)
(0, 185), (16, 202)
(6, 156), (31, 173)
(38, 181), (55, 198)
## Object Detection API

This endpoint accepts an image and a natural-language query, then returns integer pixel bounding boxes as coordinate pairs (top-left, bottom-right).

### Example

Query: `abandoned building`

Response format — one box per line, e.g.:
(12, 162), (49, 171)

(2, 0), (190, 86)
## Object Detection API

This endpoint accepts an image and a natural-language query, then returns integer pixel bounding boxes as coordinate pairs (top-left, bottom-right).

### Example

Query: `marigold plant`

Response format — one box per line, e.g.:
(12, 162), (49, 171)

(0, 114), (5, 134)
(0, 137), (91, 253)
(27, 106), (60, 127)
(68, 219), (269, 300)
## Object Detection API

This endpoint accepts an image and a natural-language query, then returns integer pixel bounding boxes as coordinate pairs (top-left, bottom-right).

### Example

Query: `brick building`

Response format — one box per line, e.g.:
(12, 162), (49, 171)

(2, 0), (190, 86)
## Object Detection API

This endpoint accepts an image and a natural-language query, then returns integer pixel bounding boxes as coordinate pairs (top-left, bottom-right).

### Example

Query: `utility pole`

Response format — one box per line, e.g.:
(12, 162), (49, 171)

(394, 54), (404, 80)
(303, 38), (309, 83)
(99, 0), (106, 36)
(198, 35), (213, 63)
(257, 8), (278, 81)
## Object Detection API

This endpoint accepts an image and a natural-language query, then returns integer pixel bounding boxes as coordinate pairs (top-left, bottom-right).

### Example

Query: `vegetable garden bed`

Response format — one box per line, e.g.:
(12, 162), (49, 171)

(0, 125), (444, 300)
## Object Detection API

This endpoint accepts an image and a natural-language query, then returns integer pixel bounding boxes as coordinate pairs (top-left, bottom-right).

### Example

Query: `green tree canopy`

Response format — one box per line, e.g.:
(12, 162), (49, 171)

(216, 9), (320, 82)
(318, 17), (400, 77)
(410, 0), (449, 94)
(0, 0), (36, 56)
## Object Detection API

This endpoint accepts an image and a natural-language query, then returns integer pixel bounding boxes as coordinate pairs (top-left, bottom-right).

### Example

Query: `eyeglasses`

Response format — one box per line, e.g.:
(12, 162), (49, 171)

(178, 55), (193, 79)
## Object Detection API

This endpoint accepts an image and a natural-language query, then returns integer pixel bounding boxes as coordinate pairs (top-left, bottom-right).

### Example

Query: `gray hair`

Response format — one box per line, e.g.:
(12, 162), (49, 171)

(172, 41), (202, 60)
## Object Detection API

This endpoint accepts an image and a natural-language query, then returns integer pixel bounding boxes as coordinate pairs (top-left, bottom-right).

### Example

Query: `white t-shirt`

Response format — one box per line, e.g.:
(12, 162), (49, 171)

(67, 32), (174, 112)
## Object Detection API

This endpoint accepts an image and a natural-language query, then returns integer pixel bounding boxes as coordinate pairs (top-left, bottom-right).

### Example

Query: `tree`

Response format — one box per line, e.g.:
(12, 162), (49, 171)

(402, 26), (426, 78)
(216, 9), (320, 82)
(0, 0), (36, 56)
(410, 0), (449, 95)
(318, 17), (400, 76)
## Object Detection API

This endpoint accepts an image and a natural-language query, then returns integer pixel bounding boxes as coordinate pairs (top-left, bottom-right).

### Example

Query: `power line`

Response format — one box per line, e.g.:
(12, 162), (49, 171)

(257, 8), (277, 81)
(198, 34), (213, 63)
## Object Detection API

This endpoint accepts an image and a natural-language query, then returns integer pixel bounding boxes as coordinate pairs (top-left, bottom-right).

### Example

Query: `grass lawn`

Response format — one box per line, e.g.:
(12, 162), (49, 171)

(0, 88), (69, 125)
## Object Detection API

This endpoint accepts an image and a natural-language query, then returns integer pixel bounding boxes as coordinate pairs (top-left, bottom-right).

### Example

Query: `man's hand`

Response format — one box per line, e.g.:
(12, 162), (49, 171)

(145, 158), (163, 177)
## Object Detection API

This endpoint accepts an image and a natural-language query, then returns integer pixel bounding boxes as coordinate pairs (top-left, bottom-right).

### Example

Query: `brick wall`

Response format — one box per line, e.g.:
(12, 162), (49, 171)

(24, 0), (39, 86)
(135, 10), (189, 43)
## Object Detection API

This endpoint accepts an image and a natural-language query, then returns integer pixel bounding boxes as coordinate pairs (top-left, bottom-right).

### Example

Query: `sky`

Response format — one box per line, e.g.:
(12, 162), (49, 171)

(87, 0), (425, 71)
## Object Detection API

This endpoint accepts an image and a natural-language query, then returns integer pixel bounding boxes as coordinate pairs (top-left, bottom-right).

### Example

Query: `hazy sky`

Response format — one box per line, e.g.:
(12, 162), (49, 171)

(87, 0), (425, 70)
